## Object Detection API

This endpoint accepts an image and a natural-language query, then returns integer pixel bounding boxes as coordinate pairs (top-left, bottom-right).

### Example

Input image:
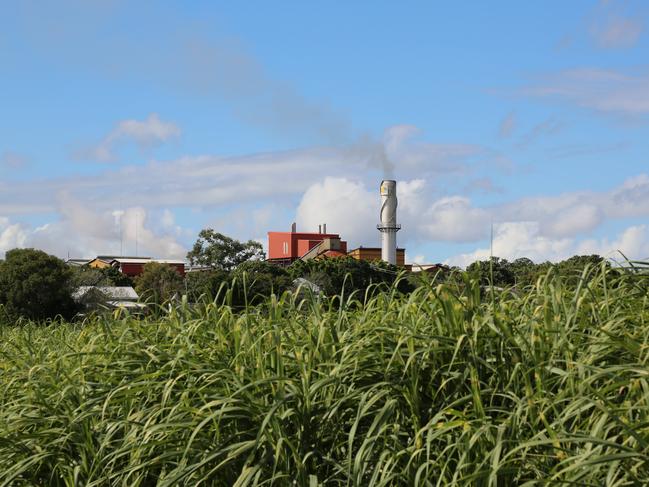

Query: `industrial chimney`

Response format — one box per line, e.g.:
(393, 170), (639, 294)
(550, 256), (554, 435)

(377, 180), (401, 265)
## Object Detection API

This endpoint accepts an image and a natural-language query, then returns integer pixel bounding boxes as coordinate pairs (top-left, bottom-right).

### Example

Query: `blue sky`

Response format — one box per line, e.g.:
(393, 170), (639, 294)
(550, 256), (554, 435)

(1, 0), (648, 265)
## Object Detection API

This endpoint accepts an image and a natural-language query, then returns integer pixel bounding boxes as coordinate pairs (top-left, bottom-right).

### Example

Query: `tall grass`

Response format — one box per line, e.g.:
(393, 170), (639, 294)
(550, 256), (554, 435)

(1, 265), (648, 485)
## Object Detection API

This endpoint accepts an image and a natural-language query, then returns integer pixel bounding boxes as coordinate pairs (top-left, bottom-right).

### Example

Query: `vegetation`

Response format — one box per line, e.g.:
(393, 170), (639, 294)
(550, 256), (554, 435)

(187, 229), (265, 271)
(465, 254), (608, 289)
(0, 248), (76, 321)
(135, 262), (184, 305)
(71, 265), (134, 287)
(231, 260), (293, 307)
(1, 263), (648, 485)
(288, 256), (412, 297)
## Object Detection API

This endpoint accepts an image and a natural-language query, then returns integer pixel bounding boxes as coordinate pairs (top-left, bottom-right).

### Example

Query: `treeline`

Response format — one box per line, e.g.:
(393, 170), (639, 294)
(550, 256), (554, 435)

(0, 231), (618, 325)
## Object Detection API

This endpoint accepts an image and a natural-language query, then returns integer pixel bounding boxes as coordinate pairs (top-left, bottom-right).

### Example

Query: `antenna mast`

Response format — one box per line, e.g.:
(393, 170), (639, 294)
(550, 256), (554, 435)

(135, 212), (138, 257)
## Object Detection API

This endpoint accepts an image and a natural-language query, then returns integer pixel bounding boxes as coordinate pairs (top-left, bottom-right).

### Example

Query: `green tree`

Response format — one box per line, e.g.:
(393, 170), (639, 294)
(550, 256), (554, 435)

(71, 265), (133, 287)
(135, 262), (184, 305)
(0, 248), (76, 322)
(185, 269), (230, 302)
(509, 257), (538, 287)
(288, 257), (411, 298)
(231, 261), (292, 306)
(466, 257), (515, 287)
(187, 229), (265, 271)
(555, 254), (608, 286)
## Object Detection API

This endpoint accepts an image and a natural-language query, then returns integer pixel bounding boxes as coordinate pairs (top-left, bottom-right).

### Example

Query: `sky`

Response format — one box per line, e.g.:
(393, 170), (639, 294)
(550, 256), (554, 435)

(1, 0), (648, 266)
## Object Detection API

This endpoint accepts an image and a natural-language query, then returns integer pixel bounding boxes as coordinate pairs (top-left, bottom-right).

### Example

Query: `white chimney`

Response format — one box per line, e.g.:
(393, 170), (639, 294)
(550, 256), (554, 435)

(377, 180), (401, 265)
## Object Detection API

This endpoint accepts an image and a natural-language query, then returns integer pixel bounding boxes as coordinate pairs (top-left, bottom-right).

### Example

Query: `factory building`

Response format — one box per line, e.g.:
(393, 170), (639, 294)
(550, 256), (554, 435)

(268, 180), (407, 267)
(267, 223), (347, 266)
(347, 247), (405, 267)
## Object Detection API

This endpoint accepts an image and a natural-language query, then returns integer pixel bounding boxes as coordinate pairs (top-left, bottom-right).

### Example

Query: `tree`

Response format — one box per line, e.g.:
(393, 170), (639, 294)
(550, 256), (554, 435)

(0, 248), (76, 322)
(187, 229), (265, 271)
(288, 257), (412, 298)
(555, 254), (608, 286)
(466, 257), (515, 287)
(231, 261), (292, 306)
(185, 269), (230, 302)
(71, 265), (133, 287)
(135, 262), (184, 305)
(509, 257), (537, 287)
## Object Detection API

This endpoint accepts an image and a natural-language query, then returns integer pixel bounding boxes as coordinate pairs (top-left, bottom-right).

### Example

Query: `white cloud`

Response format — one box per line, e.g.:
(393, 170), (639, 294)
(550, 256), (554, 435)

(296, 177), (377, 248)
(445, 221), (649, 268)
(0, 217), (28, 255)
(542, 203), (603, 238)
(82, 113), (181, 162)
(296, 177), (436, 250)
(0, 203), (186, 260)
(421, 197), (491, 242)
(1, 123), (493, 221)
(383, 125), (482, 174)
(521, 68), (649, 116)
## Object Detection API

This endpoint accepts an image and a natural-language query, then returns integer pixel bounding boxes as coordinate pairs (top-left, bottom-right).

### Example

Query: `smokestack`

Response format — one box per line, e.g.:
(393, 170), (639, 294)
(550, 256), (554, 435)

(291, 222), (297, 233)
(323, 223), (327, 234)
(377, 180), (401, 265)
(318, 224), (322, 234)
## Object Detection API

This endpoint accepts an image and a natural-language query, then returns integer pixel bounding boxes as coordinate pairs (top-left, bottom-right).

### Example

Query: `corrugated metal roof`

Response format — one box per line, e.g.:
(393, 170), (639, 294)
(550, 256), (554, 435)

(73, 286), (139, 301)
(111, 258), (185, 265)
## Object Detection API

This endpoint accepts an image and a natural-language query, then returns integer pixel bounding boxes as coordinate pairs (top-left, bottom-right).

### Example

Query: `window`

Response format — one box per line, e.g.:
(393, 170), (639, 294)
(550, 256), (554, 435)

(283, 242), (289, 255)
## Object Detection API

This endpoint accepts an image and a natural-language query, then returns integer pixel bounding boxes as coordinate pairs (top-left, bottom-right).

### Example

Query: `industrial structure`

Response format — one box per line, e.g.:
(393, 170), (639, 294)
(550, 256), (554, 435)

(347, 246), (405, 266)
(267, 179), (406, 267)
(377, 180), (401, 265)
(84, 256), (186, 277)
(267, 225), (347, 265)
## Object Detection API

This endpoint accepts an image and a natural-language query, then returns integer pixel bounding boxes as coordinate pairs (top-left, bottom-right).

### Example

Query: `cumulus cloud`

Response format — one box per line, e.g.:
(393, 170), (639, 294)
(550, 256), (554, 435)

(0, 217), (28, 255)
(296, 178), (377, 248)
(0, 201), (186, 260)
(445, 222), (649, 268)
(296, 177), (442, 249)
(421, 197), (491, 242)
(80, 113), (181, 162)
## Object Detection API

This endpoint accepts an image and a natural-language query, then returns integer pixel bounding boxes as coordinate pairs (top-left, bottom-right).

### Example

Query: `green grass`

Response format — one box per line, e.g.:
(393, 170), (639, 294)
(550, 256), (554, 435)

(1, 265), (648, 485)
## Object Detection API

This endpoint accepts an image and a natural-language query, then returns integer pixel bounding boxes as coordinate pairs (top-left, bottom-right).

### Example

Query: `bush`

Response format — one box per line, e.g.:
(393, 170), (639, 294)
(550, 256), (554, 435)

(0, 248), (76, 322)
(135, 262), (184, 305)
(231, 260), (292, 306)
(71, 265), (134, 287)
(288, 257), (413, 298)
(185, 269), (231, 302)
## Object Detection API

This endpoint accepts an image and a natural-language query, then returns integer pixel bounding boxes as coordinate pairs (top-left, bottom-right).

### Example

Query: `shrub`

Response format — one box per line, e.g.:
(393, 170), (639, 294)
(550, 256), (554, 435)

(231, 260), (292, 306)
(0, 248), (76, 322)
(135, 262), (184, 305)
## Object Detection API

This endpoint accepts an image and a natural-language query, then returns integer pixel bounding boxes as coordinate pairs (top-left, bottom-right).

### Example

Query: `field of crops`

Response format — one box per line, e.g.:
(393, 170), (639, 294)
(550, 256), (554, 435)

(1, 267), (648, 486)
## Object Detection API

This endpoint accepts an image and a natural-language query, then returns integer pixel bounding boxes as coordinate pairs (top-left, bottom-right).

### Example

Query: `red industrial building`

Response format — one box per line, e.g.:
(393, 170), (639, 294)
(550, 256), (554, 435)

(267, 224), (347, 265)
